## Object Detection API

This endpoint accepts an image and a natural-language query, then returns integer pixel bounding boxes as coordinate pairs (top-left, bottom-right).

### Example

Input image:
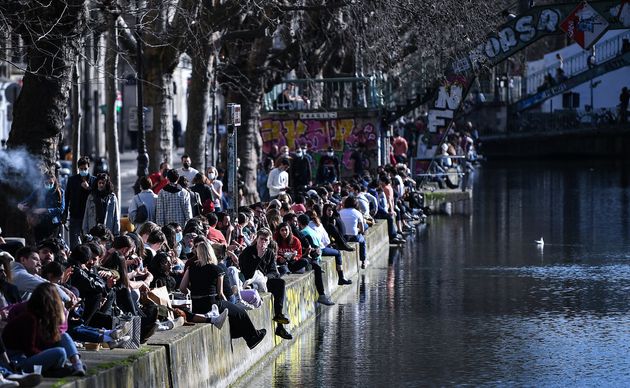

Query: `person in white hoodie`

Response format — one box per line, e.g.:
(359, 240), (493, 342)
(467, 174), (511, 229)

(266, 158), (290, 199)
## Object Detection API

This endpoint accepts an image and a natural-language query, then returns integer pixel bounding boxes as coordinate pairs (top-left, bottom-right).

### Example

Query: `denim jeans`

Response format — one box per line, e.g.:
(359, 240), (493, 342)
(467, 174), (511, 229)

(321, 246), (343, 266)
(68, 324), (103, 343)
(346, 234), (366, 262)
(9, 332), (78, 373)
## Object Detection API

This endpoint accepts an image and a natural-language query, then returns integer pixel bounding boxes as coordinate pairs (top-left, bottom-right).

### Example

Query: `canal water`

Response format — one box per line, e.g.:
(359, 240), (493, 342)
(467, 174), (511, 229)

(241, 160), (630, 387)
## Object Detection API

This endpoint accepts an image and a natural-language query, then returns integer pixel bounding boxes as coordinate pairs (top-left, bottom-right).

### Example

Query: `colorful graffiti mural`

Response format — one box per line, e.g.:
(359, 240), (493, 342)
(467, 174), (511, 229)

(260, 117), (381, 176)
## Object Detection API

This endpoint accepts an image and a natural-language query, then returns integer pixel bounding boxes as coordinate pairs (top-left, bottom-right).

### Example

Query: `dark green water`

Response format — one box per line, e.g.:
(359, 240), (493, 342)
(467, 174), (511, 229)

(241, 160), (630, 387)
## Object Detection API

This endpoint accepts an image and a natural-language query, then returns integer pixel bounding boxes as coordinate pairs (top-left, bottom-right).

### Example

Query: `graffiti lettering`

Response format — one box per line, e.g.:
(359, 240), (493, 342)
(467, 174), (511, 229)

(515, 15), (536, 42)
(435, 86), (462, 110)
(427, 109), (454, 133)
(455, 7), (561, 72)
(498, 26), (518, 52)
(537, 9), (560, 32)
(260, 117), (380, 174)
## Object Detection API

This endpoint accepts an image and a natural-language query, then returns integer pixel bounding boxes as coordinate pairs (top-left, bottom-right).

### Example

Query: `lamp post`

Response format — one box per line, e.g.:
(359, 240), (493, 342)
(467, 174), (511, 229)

(135, 0), (149, 181)
(226, 103), (241, 221)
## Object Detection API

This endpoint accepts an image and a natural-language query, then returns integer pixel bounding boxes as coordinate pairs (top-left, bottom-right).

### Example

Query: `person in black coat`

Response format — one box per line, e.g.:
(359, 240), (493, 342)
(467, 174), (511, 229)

(290, 148), (312, 195)
(238, 228), (293, 340)
(67, 245), (108, 325)
(62, 157), (96, 249)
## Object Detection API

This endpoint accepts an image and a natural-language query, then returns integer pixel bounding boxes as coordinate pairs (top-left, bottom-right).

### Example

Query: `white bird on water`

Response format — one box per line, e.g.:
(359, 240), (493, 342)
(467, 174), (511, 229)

(535, 237), (544, 246)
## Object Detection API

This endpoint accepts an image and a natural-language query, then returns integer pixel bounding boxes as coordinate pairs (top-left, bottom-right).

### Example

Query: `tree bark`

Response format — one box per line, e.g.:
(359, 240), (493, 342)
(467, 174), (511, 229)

(105, 11), (122, 206)
(185, 52), (211, 172)
(143, 62), (174, 172)
(0, 0), (87, 240)
(225, 90), (262, 205)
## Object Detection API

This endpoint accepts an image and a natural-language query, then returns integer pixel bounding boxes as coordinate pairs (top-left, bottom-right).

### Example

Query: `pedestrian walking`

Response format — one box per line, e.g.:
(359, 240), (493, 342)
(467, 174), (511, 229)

(62, 156), (95, 248)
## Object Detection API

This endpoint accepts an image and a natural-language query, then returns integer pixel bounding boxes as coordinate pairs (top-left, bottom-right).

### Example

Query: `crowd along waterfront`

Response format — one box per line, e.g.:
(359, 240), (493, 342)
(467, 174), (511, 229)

(239, 159), (630, 387)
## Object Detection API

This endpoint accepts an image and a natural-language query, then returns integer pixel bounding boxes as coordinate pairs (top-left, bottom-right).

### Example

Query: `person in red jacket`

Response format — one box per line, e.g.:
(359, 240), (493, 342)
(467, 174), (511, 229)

(2, 283), (86, 376)
(149, 161), (170, 194)
(273, 222), (308, 275)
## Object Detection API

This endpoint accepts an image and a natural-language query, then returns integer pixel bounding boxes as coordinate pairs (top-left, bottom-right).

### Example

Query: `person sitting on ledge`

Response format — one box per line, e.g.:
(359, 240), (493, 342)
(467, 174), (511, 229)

(238, 228), (293, 341)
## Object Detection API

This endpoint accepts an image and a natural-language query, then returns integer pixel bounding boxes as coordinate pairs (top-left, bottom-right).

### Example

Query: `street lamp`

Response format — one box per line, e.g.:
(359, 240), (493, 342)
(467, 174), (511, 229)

(226, 103), (241, 221)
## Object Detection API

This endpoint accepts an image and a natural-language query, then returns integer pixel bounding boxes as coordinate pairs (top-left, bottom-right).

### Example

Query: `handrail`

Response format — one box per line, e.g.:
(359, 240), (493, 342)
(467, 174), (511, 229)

(526, 30), (630, 94)
(262, 77), (383, 112)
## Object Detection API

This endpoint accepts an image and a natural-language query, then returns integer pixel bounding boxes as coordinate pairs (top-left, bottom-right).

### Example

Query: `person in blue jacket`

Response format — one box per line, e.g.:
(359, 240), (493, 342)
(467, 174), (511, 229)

(18, 173), (65, 243)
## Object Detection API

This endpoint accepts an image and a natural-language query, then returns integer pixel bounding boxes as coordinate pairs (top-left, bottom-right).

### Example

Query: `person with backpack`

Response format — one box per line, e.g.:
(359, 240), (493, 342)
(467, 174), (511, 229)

(178, 176), (202, 217)
(190, 173), (214, 216)
(128, 176), (157, 229)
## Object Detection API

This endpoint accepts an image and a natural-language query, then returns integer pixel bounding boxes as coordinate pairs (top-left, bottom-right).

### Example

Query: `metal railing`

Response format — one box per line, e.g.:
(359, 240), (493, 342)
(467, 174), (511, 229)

(262, 77), (383, 112)
(510, 107), (623, 133)
(526, 30), (630, 94)
(262, 72), (430, 114)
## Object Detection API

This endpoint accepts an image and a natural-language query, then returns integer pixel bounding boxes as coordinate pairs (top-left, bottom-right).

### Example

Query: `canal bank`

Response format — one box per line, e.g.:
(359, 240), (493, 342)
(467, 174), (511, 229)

(40, 220), (389, 388)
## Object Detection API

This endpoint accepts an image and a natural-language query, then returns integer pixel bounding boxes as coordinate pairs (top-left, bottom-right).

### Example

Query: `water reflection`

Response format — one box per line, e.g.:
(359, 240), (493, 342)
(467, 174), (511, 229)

(241, 160), (630, 387)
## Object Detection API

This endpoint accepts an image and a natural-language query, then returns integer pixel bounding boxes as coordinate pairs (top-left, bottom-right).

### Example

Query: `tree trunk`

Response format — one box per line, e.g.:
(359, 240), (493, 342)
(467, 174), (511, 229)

(8, 44), (77, 170)
(226, 91), (262, 205)
(1, 0), (87, 239)
(143, 50), (174, 172)
(185, 53), (210, 172)
(105, 13), (122, 207)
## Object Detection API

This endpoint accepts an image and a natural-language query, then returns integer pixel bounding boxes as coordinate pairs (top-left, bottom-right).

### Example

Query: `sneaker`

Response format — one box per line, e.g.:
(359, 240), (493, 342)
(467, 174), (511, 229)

(156, 324), (170, 332)
(235, 299), (255, 310)
(246, 329), (267, 350)
(361, 262), (366, 269)
(71, 362), (87, 377)
(274, 326), (293, 340)
(338, 278), (352, 285)
(317, 295), (335, 306)
(210, 304), (220, 317)
(0, 375), (19, 388)
(6, 373), (42, 388)
(111, 321), (132, 340)
(163, 316), (185, 330)
(208, 308), (228, 330)
(272, 313), (290, 325)
(107, 335), (131, 349)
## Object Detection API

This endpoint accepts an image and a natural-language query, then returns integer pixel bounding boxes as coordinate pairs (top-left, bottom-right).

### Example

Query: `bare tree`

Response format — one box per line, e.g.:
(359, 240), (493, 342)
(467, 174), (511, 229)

(136, 0), (201, 171)
(1, 0), (89, 169)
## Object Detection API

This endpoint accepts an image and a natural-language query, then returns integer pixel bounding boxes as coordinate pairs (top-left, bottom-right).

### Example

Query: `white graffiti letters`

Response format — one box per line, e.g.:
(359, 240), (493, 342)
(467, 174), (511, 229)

(498, 27), (518, 51)
(427, 109), (454, 133)
(436, 85), (462, 110)
(515, 15), (536, 42)
(537, 9), (560, 32)
(482, 8), (560, 60)
(429, 85), (462, 133)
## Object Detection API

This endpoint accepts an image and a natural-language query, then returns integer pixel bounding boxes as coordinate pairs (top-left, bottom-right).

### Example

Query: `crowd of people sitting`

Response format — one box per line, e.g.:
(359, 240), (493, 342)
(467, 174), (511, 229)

(0, 148), (425, 385)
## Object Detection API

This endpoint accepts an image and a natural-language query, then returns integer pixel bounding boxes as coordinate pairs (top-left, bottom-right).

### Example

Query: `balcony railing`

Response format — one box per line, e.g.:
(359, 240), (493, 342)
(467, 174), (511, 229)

(262, 77), (383, 112)
(526, 30), (630, 94)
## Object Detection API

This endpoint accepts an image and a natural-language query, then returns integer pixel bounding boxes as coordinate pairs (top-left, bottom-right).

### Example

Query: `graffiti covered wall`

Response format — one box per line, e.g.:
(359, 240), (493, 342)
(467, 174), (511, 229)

(260, 116), (381, 176)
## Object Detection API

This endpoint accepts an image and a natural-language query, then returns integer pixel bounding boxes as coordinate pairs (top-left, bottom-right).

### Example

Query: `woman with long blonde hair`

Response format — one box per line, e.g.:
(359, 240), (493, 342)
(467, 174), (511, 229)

(179, 238), (266, 349)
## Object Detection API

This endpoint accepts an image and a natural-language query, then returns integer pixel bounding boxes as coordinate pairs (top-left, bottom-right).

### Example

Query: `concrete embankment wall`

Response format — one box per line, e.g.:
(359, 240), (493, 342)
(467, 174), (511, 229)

(45, 220), (389, 388)
(423, 190), (473, 215)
